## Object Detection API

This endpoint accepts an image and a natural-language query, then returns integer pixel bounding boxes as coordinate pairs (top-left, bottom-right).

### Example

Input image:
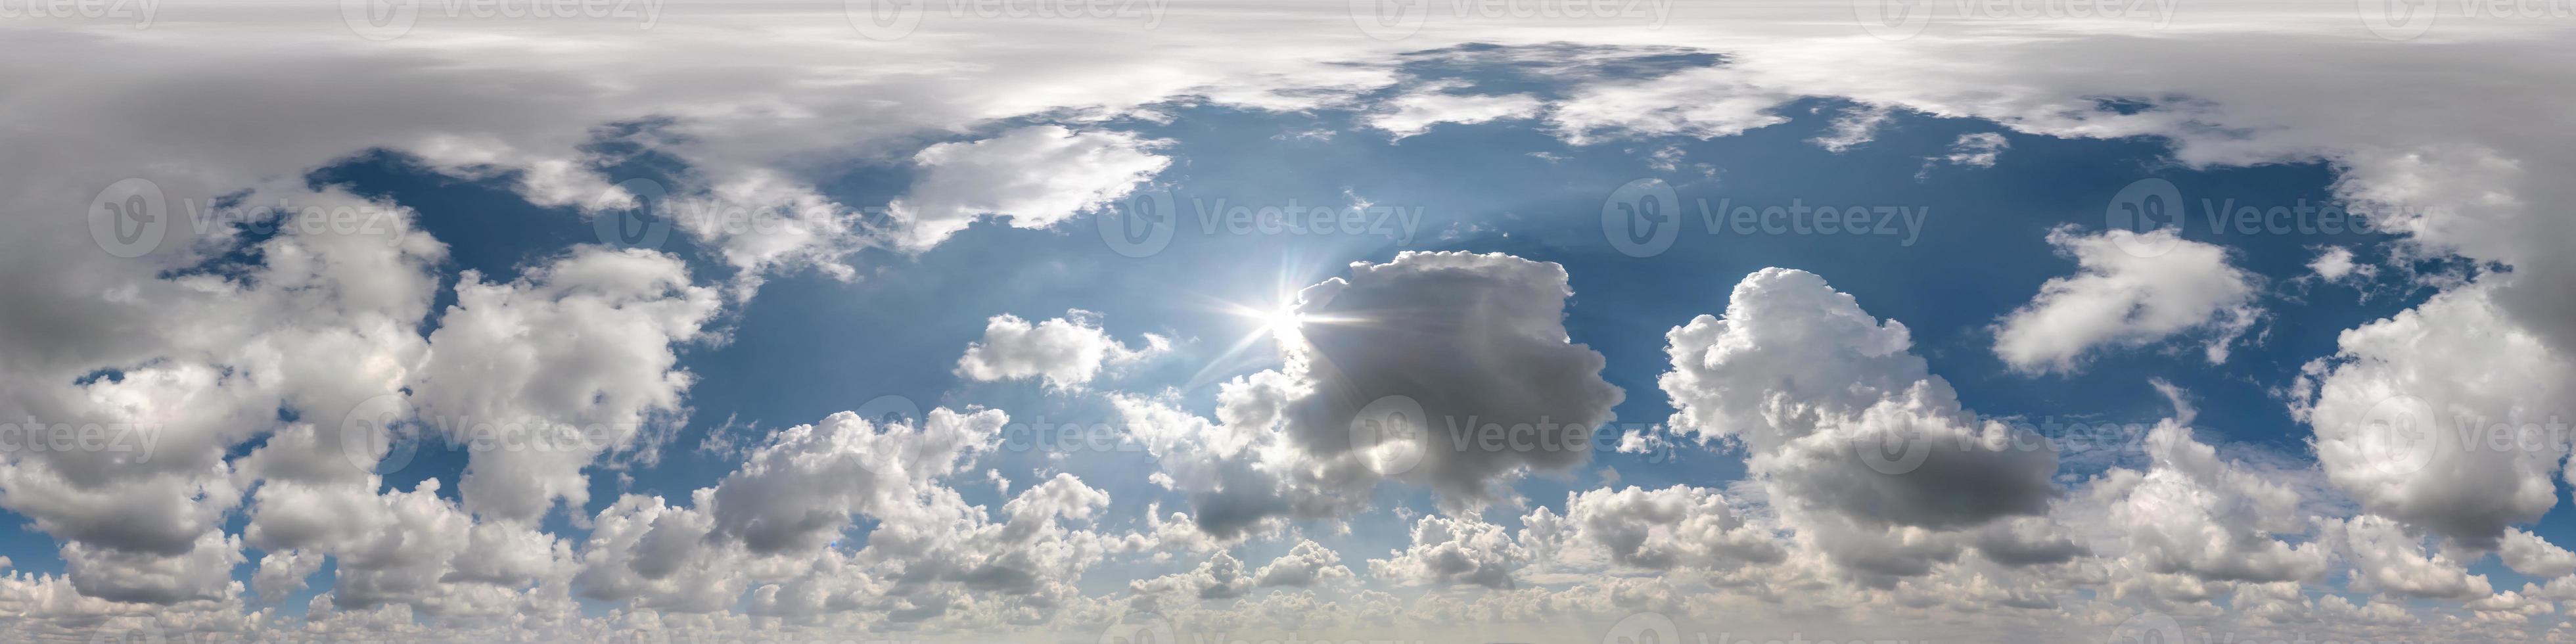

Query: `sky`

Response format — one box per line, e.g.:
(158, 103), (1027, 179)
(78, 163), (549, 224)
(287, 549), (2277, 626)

(3, 1), (2575, 642)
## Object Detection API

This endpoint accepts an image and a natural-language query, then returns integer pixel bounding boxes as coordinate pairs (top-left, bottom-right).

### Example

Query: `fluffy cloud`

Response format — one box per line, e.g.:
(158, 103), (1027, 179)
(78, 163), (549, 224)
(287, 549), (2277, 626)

(1285, 252), (1625, 504)
(2500, 528), (2576, 578)
(1132, 552), (1253, 600)
(1253, 540), (1356, 588)
(956, 311), (1170, 390)
(706, 408), (1007, 555)
(2298, 281), (2575, 549)
(1369, 515), (1527, 590)
(572, 405), (1131, 628)
(409, 246), (722, 523)
(885, 126), (1170, 250)
(2308, 246), (2370, 282)
(2083, 419), (2328, 585)
(1113, 251), (1622, 540)
(2334, 515), (2493, 600)
(1523, 486), (1785, 572)
(1992, 227), (2261, 373)
(1661, 268), (2058, 578)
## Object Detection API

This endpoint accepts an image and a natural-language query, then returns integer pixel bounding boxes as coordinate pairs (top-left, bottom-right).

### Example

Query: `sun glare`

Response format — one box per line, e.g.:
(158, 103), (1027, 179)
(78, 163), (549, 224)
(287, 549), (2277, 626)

(1258, 308), (1306, 337)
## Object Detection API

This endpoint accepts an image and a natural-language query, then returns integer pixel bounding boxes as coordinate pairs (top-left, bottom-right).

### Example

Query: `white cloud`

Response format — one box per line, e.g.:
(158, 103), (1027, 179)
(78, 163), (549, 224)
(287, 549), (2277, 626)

(1368, 514), (1527, 589)
(956, 310), (1169, 391)
(1364, 85), (1545, 139)
(706, 408), (1006, 555)
(409, 246), (722, 523)
(1992, 227), (2261, 373)
(2082, 419), (2327, 584)
(1810, 104), (1895, 153)
(2298, 281), (2575, 549)
(2500, 528), (2576, 578)
(1253, 540), (1356, 588)
(885, 126), (1170, 250)
(1523, 485), (1785, 572)
(2308, 246), (2371, 282)
(1113, 251), (1623, 540)
(1547, 66), (1795, 145)
(1660, 268), (2059, 580)
(2334, 515), (2493, 600)
(1931, 132), (2008, 169)
(60, 531), (242, 605)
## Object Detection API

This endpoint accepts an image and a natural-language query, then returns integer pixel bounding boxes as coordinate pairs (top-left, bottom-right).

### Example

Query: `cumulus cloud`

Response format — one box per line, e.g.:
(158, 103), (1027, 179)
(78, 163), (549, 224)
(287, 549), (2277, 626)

(2500, 528), (2576, 578)
(409, 246), (722, 523)
(885, 126), (1170, 250)
(1992, 227), (2261, 373)
(1253, 540), (1356, 588)
(706, 408), (1007, 555)
(2083, 419), (2328, 585)
(1113, 251), (1622, 540)
(1661, 268), (2059, 579)
(1522, 486), (1785, 572)
(1132, 552), (1253, 600)
(2334, 515), (2493, 600)
(1368, 515), (1527, 589)
(956, 310), (1170, 390)
(2298, 281), (2575, 549)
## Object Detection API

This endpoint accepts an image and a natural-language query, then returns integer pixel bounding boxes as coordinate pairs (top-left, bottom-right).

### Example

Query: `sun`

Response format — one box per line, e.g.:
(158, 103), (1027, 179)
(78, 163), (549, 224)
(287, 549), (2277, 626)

(1256, 307), (1306, 338)
(1219, 301), (1310, 346)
